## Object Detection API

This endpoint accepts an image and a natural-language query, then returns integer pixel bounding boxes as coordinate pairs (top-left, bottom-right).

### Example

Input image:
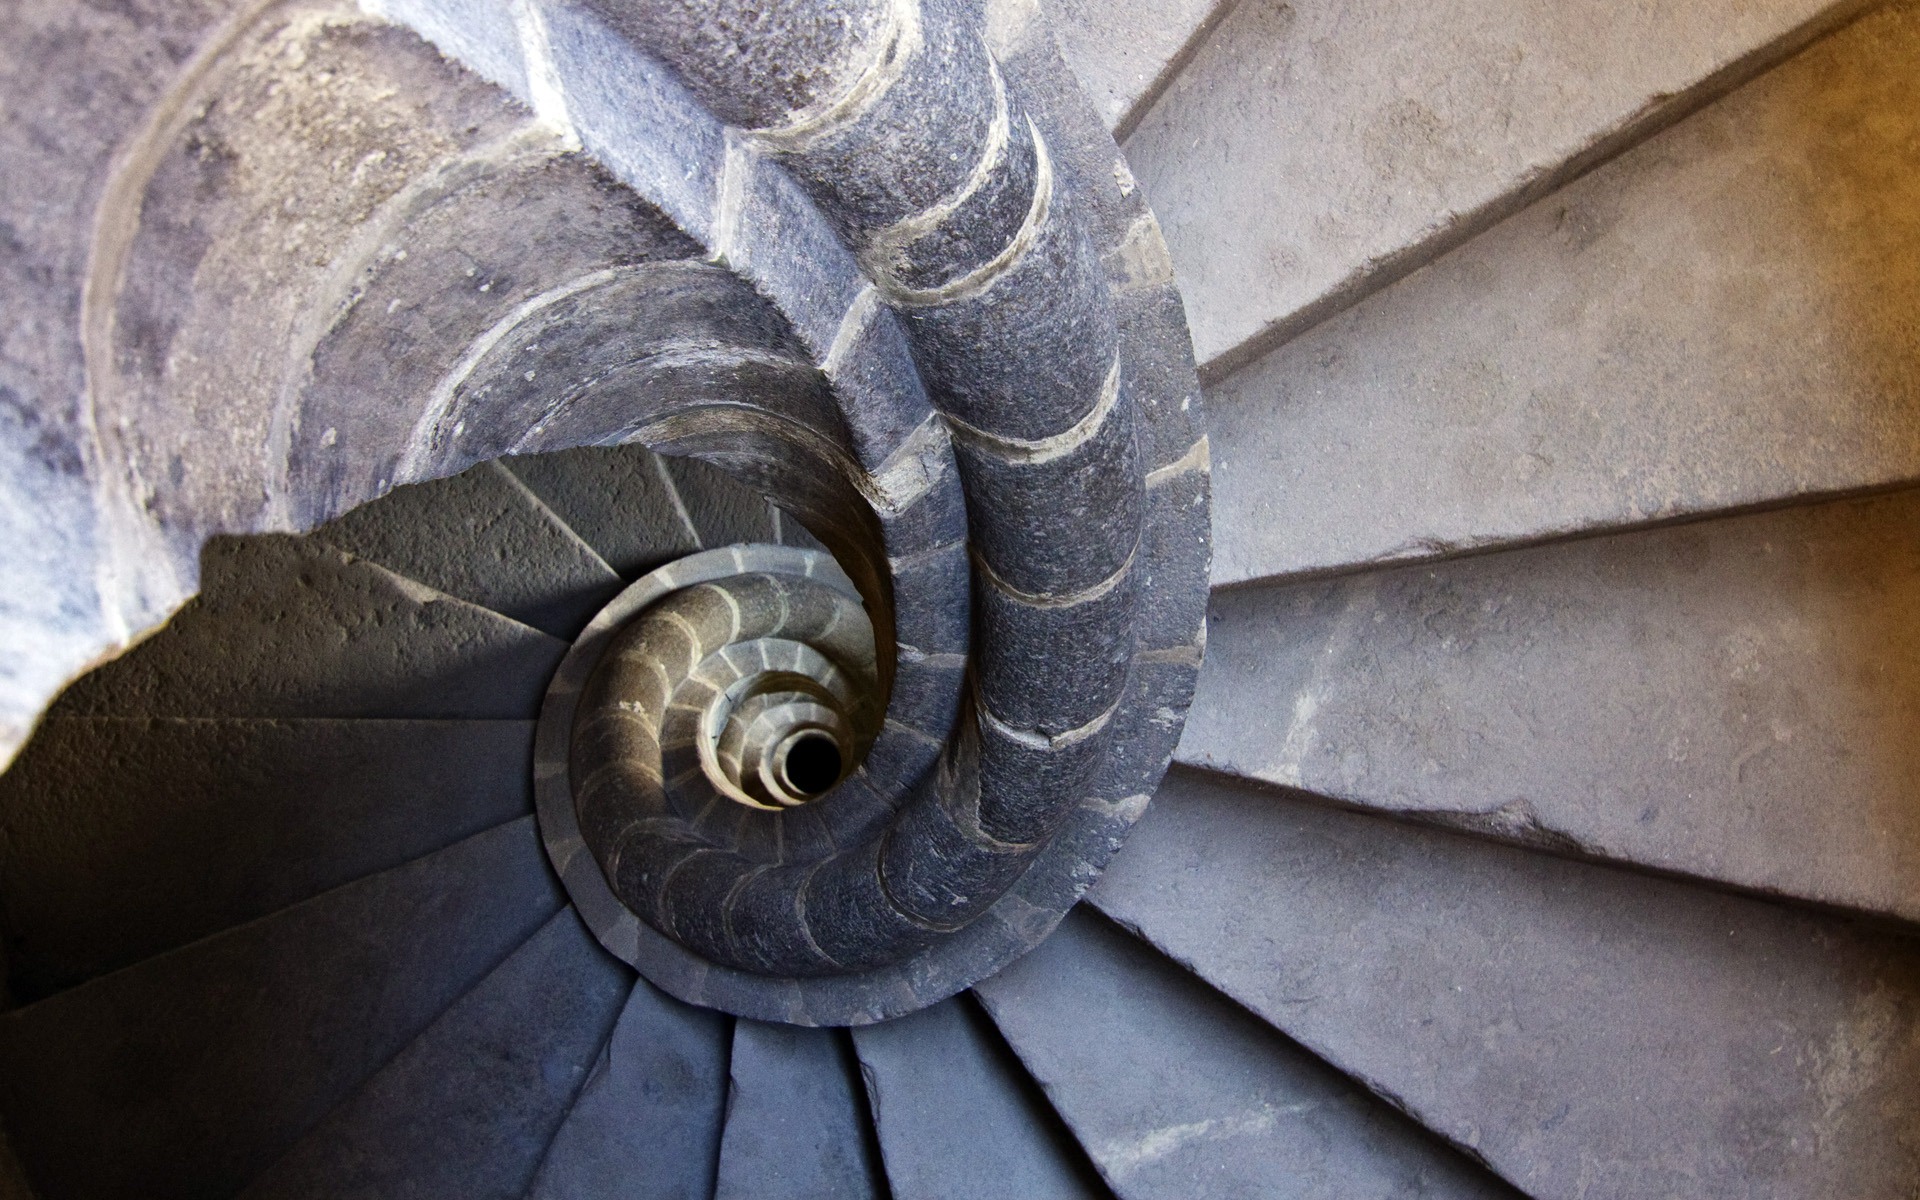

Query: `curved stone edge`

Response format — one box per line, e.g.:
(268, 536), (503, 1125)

(534, 3), (1209, 1025)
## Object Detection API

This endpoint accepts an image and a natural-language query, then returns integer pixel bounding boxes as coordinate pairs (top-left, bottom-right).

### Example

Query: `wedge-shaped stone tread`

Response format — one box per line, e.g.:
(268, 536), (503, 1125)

(664, 454), (782, 551)
(1128, 0), (1875, 371)
(1042, 0), (1225, 133)
(851, 994), (1107, 1200)
(1093, 771), (1920, 1198)
(505, 445), (702, 580)
(1207, 0), (1920, 587)
(1184, 487), (1920, 924)
(0, 817), (562, 1200)
(975, 908), (1513, 1200)
(242, 908), (629, 1200)
(315, 461), (622, 640)
(714, 1021), (886, 1200)
(54, 534), (566, 720)
(0, 716), (534, 1000)
(528, 978), (732, 1200)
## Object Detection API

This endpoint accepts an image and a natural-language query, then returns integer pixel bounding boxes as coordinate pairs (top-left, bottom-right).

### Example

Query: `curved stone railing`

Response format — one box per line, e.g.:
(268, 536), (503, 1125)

(2, 0), (1210, 1022)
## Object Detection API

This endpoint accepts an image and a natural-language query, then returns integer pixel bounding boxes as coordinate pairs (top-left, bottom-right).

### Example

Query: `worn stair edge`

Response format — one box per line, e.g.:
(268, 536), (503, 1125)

(240, 907), (629, 1200)
(312, 460), (623, 641)
(526, 976), (732, 1200)
(0, 816), (562, 1200)
(1180, 485), (1920, 929)
(714, 1021), (889, 1200)
(0, 716), (536, 1000)
(974, 907), (1520, 1200)
(51, 533), (568, 721)
(1040, 0), (1232, 136)
(1091, 769), (1920, 1198)
(1124, 0), (1881, 377)
(1203, 0), (1920, 590)
(851, 993), (1110, 1200)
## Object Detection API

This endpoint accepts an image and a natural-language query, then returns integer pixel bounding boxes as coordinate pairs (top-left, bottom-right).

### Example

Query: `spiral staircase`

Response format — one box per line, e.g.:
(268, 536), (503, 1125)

(5, 0), (1920, 1196)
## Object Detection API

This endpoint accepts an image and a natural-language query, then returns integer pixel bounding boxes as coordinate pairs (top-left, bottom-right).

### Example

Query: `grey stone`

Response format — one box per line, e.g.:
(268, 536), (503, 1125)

(1183, 487), (1920, 924)
(1040, 0), (1227, 134)
(315, 460), (621, 640)
(1092, 771), (1920, 1198)
(504, 445), (701, 580)
(0, 0), (238, 766)
(0, 818), (562, 1200)
(662, 455), (781, 550)
(528, 979), (731, 1200)
(1207, 0), (1920, 587)
(0, 716), (533, 999)
(1127, 0), (1876, 372)
(975, 908), (1515, 1200)
(242, 908), (629, 1200)
(713, 1021), (885, 1200)
(850, 995), (1105, 1200)
(53, 534), (566, 721)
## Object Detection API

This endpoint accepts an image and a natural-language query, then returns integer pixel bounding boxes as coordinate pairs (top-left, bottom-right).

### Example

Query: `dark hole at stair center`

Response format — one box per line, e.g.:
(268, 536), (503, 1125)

(783, 733), (843, 797)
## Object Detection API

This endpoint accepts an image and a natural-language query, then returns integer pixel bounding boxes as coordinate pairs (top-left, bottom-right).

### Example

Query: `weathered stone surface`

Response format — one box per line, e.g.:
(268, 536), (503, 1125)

(662, 455), (781, 550)
(713, 1022), (884, 1200)
(850, 995), (1104, 1200)
(0, 817), (562, 1200)
(975, 908), (1514, 1200)
(504, 445), (702, 580)
(1207, 0), (1920, 587)
(315, 461), (621, 640)
(1128, 0), (1874, 371)
(242, 909), (628, 1200)
(1184, 488), (1920, 923)
(0, 0), (239, 767)
(1041, 0), (1226, 133)
(527, 979), (731, 1200)
(1093, 771), (1920, 1198)
(53, 535), (566, 721)
(0, 716), (533, 999)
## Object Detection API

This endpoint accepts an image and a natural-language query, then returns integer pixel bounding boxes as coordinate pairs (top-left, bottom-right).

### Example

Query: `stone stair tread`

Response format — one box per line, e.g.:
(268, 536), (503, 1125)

(713, 1021), (886, 1200)
(503, 445), (702, 580)
(663, 454), (783, 551)
(1183, 486), (1920, 924)
(1127, 0), (1874, 373)
(313, 461), (622, 641)
(0, 716), (534, 1001)
(0, 817), (562, 1200)
(240, 908), (629, 1200)
(527, 977), (732, 1200)
(1206, 1), (1920, 588)
(1091, 770), (1920, 1198)
(851, 994), (1108, 1200)
(972, 908), (1515, 1200)
(52, 534), (567, 721)
(1041, 0), (1225, 133)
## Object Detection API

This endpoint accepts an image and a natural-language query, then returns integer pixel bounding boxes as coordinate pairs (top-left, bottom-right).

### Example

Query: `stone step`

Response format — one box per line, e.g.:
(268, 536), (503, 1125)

(0, 817), (562, 1200)
(314, 460), (622, 641)
(527, 978), (732, 1200)
(1182, 486), (1920, 924)
(1041, 0), (1228, 134)
(52, 533), (566, 721)
(241, 908), (629, 1200)
(0, 716), (533, 1001)
(503, 445), (703, 581)
(851, 995), (1107, 1200)
(1092, 770), (1920, 1198)
(713, 1021), (886, 1200)
(973, 908), (1514, 1200)
(1126, 0), (1878, 374)
(1206, 0), (1920, 588)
